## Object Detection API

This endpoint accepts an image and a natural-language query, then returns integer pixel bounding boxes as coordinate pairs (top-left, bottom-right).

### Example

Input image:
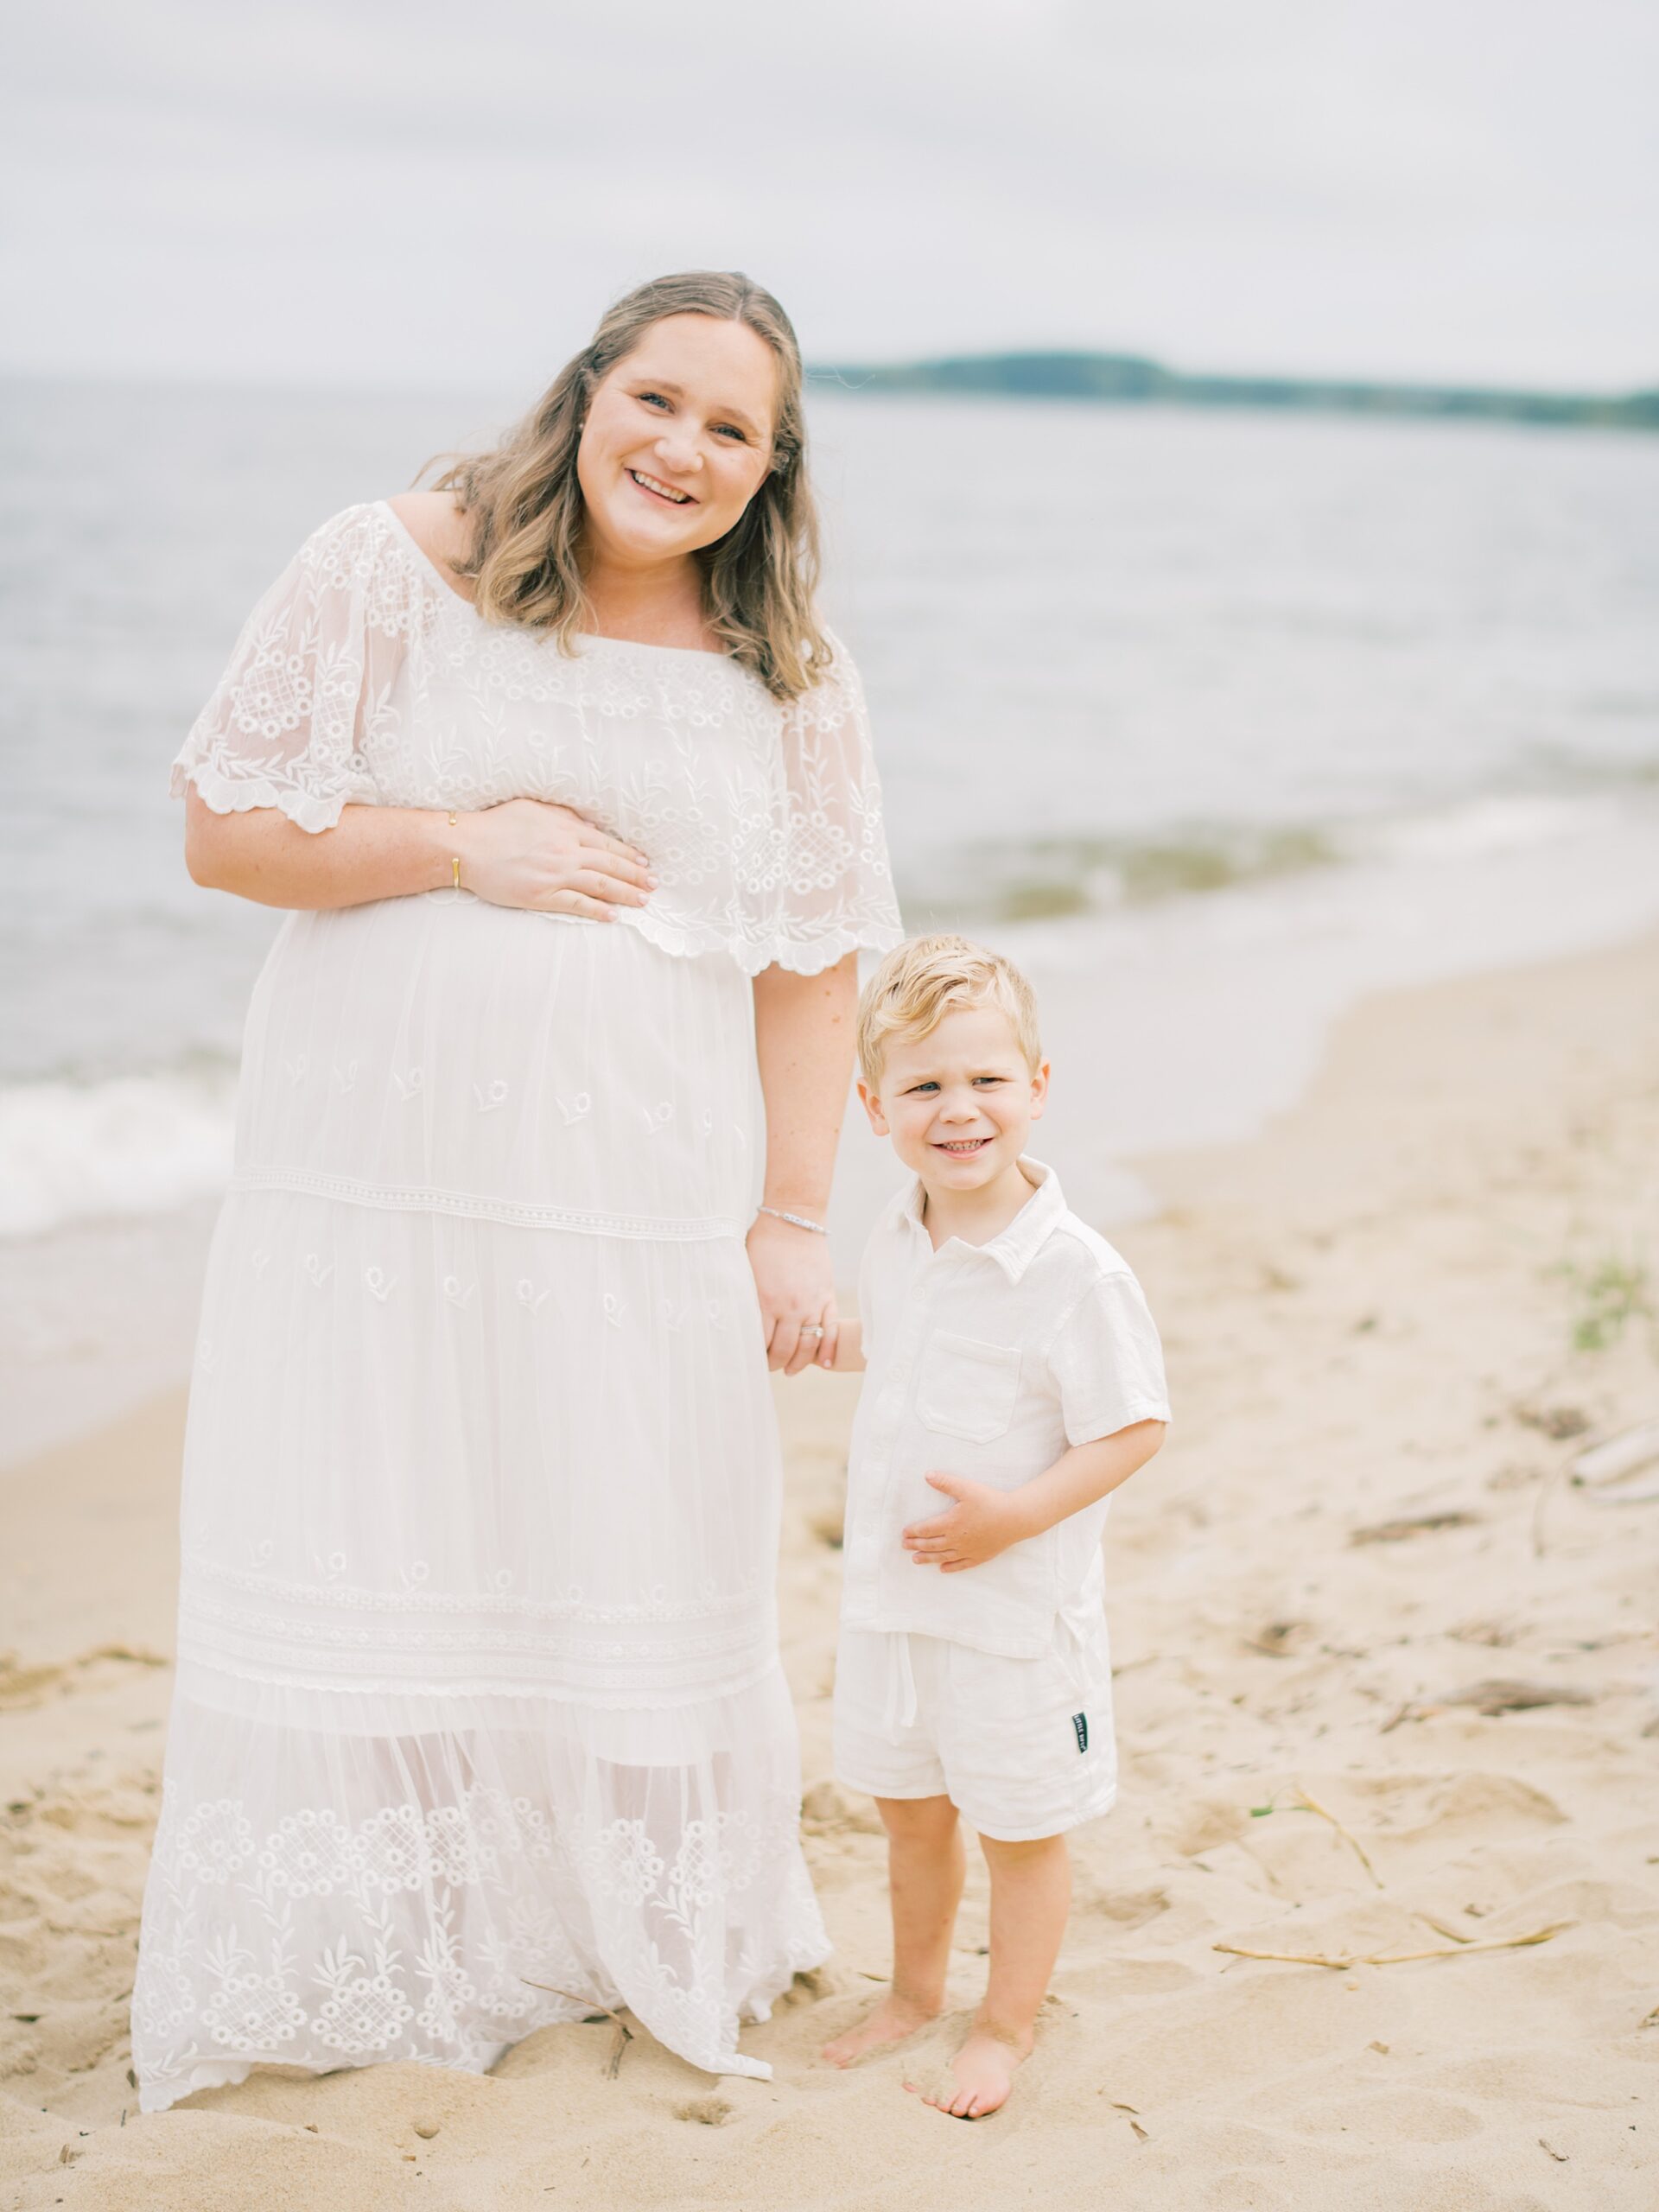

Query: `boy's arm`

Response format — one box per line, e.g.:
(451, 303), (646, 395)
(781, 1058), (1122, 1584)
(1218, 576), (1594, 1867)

(901, 1419), (1165, 1572)
(829, 1317), (865, 1373)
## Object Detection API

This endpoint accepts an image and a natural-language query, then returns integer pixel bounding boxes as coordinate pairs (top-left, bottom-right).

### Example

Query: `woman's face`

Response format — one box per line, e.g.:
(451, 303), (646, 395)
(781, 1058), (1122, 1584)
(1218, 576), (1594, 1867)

(576, 312), (779, 570)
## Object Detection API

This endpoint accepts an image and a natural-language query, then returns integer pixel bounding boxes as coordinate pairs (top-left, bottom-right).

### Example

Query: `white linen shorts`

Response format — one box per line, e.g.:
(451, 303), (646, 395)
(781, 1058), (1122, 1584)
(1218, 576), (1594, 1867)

(831, 1616), (1117, 1842)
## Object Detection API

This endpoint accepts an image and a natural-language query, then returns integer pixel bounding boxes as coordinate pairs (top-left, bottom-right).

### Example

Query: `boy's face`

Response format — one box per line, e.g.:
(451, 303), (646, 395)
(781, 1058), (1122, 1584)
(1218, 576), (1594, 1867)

(859, 1003), (1049, 1195)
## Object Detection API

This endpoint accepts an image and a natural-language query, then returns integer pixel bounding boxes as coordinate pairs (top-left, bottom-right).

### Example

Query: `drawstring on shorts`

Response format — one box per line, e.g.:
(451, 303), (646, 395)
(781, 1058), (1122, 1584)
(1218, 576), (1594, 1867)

(880, 1631), (918, 1738)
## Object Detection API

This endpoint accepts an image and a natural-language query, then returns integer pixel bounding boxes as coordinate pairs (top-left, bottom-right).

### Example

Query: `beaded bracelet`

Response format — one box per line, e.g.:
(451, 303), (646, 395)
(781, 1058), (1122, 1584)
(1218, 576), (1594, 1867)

(757, 1205), (829, 1236)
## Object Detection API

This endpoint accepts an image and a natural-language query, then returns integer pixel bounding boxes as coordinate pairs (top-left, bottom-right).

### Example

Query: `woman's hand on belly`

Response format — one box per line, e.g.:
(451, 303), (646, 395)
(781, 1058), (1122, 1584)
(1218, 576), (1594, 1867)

(746, 1211), (839, 1375)
(456, 799), (657, 918)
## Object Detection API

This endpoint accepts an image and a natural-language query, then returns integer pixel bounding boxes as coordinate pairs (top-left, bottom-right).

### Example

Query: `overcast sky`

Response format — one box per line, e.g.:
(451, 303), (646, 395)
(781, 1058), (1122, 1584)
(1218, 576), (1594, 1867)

(8, 0), (1657, 395)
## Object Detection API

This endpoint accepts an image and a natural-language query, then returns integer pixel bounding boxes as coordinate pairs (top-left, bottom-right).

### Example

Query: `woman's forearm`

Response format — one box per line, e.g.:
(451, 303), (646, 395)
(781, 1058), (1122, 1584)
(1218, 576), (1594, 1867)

(751, 953), (859, 1216)
(185, 787), (455, 910)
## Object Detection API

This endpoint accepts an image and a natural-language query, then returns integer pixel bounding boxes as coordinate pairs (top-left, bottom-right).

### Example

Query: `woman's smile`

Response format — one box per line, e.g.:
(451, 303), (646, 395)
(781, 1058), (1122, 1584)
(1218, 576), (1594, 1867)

(627, 466), (696, 506)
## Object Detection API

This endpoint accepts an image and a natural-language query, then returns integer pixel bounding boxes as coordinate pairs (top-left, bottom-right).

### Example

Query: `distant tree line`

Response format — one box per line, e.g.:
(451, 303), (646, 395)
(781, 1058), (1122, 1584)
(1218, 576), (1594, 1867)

(809, 351), (1659, 431)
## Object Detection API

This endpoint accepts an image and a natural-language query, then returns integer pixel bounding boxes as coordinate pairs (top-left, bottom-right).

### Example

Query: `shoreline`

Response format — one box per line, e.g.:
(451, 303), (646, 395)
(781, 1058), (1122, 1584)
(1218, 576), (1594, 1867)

(23, 783), (1659, 1480)
(4, 920), (1657, 2203)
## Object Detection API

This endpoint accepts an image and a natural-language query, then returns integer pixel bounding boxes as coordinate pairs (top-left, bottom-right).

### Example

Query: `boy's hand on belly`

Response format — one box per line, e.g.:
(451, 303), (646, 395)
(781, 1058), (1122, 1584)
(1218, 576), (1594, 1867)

(902, 1471), (1032, 1573)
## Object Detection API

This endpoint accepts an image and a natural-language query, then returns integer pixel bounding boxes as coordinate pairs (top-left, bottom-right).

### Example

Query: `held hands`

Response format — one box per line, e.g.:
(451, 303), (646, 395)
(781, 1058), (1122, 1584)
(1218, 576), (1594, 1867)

(746, 1211), (839, 1375)
(903, 1471), (1033, 1573)
(455, 799), (656, 918)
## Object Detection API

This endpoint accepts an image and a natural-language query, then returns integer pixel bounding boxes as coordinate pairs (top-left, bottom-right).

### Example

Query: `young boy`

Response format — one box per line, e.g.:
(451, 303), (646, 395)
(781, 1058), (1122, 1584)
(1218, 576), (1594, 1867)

(818, 934), (1169, 2119)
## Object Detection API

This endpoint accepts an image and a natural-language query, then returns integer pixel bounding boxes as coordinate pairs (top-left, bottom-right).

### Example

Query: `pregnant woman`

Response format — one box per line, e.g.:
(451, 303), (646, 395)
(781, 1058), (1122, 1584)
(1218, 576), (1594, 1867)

(130, 270), (903, 2109)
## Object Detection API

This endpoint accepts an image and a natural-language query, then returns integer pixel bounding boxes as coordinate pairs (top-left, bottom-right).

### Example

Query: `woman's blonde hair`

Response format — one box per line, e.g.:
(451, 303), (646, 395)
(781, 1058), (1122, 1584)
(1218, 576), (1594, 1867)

(431, 270), (829, 700)
(856, 935), (1043, 1087)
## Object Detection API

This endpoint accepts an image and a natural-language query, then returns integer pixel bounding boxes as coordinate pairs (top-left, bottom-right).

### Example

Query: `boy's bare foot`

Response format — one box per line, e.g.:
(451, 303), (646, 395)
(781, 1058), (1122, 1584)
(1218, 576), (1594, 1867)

(906, 2023), (1032, 2119)
(820, 1992), (941, 2067)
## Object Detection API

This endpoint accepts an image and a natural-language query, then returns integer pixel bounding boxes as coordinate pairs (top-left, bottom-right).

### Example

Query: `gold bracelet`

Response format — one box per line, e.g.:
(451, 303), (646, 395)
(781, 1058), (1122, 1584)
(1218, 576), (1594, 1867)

(448, 811), (461, 891)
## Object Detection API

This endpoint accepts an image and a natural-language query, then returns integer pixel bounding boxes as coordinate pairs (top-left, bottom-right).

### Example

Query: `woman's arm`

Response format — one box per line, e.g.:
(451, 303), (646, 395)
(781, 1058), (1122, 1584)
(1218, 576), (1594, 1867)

(184, 786), (656, 915)
(747, 952), (859, 1376)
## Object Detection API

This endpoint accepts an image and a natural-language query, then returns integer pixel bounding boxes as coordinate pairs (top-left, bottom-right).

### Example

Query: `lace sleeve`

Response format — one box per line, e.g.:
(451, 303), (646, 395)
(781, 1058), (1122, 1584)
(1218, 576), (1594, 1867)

(169, 504), (404, 834)
(765, 634), (905, 975)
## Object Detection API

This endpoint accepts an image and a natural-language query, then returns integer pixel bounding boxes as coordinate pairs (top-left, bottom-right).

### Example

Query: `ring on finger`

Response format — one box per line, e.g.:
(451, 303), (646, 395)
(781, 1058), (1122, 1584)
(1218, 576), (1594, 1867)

(804, 1324), (825, 1338)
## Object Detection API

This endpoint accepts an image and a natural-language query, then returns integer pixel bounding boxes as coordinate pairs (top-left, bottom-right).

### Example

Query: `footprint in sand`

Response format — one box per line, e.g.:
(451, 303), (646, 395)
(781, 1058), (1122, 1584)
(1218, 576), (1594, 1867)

(673, 2095), (733, 2126)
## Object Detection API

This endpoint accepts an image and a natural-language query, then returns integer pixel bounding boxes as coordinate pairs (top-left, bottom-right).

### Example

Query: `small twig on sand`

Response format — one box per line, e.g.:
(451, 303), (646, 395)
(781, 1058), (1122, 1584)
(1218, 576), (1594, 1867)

(1417, 1914), (1474, 1945)
(1386, 1677), (1595, 1728)
(1350, 1513), (1479, 1547)
(1294, 1784), (1382, 1888)
(1571, 1419), (1659, 1489)
(1440, 1678), (1594, 1716)
(520, 1980), (635, 2077)
(1531, 1459), (1567, 1557)
(1213, 1920), (1571, 1970)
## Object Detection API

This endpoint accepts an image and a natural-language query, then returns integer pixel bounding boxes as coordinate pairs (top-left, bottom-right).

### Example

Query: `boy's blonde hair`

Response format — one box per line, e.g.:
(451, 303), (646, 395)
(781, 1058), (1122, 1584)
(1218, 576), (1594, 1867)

(856, 934), (1042, 1088)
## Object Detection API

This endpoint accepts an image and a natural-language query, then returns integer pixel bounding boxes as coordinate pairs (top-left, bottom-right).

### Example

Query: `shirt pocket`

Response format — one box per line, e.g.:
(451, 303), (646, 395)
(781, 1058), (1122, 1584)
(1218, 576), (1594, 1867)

(914, 1332), (1023, 1445)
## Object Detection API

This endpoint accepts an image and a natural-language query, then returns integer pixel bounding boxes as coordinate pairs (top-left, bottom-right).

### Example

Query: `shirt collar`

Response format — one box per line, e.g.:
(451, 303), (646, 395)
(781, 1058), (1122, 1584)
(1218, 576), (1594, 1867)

(893, 1156), (1066, 1282)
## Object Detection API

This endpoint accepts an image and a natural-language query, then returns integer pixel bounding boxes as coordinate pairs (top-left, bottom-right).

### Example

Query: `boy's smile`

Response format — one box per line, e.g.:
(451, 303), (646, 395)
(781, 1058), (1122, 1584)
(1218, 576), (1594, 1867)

(860, 1004), (1050, 1243)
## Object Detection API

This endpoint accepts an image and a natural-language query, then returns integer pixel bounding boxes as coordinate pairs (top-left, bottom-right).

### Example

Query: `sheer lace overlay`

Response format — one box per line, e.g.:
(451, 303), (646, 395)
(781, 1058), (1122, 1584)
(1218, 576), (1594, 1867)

(133, 1682), (827, 2108)
(135, 508), (899, 2110)
(169, 500), (904, 977)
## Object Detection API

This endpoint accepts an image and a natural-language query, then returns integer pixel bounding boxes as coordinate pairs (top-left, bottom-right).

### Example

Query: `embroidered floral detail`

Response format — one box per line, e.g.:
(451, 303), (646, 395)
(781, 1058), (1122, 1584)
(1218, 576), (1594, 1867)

(132, 1777), (830, 2109)
(642, 1102), (674, 1137)
(516, 1281), (550, 1313)
(303, 1254), (334, 1288)
(176, 1798), (257, 1886)
(602, 1294), (628, 1328)
(364, 1266), (397, 1302)
(442, 1276), (476, 1309)
(251, 1249), (271, 1276)
(556, 1092), (592, 1125)
(332, 1062), (359, 1095)
(473, 1079), (509, 1114)
(169, 503), (904, 977)
(392, 1069), (424, 1101)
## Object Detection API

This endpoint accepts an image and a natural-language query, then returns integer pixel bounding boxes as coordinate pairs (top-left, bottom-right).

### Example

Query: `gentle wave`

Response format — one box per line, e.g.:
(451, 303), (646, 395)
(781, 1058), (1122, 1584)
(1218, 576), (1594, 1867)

(0, 1069), (237, 1240)
(5, 786), (1645, 1242)
(920, 787), (1636, 926)
(1370, 791), (1632, 864)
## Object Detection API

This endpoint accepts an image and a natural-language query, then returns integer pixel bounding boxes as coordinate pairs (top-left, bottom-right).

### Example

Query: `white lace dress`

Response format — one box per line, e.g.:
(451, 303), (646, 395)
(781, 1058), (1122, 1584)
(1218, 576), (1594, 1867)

(130, 500), (903, 2112)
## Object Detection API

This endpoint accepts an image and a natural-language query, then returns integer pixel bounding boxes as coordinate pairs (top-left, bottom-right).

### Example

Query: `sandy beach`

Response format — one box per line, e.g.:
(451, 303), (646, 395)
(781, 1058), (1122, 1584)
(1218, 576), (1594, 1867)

(3, 925), (1656, 2210)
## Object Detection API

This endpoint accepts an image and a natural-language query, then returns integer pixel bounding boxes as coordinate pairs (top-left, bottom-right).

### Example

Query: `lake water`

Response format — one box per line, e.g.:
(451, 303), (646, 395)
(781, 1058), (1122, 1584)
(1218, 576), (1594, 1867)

(4, 377), (1658, 1453)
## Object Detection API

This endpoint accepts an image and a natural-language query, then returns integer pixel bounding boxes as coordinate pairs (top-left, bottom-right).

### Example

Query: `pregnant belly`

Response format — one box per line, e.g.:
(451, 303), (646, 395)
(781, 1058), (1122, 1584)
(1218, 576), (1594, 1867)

(234, 893), (761, 1224)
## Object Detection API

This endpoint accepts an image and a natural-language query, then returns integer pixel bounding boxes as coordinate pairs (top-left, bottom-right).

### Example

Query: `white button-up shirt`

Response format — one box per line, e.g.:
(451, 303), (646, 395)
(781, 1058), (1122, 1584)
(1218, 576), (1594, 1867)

(841, 1159), (1170, 1661)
